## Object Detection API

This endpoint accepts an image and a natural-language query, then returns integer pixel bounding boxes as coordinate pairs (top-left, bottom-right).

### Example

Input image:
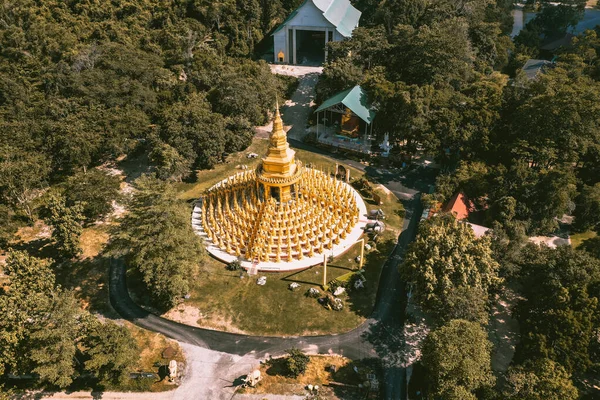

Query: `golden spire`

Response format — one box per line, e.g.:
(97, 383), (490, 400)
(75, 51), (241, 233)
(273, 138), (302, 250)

(259, 100), (298, 179)
(270, 99), (287, 147)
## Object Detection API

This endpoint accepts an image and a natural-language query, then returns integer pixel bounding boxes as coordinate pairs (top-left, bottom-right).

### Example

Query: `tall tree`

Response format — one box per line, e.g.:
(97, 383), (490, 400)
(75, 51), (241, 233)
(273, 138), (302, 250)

(573, 183), (600, 232)
(514, 245), (600, 373)
(503, 358), (579, 400)
(421, 320), (495, 398)
(0, 251), (81, 388)
(45, 195), (85, 260)
(402, 214), (501, 323)
(64, 169), (121, 222)
(27, 291), (81, 388)
(81, 317), (139, 384)
(111, 175), (204, 309)
(0, 251), (56, 376)
(0, 143), (51, 220)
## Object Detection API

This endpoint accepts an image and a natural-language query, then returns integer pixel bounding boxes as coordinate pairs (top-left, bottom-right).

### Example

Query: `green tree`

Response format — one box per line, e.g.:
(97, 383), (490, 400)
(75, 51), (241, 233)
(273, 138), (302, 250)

(46, 195), (85, 260)
(402, 214), (501, 323)
(0, 251), (56, 376)
(503, 358), (579, 400)
(315, 58), (364, 104)
(400, 18), (474, 85)
(64, 169), (121, 222)
(580, 236), (600, 259)
(28, 291), (81, 388)
(0, 251), (81, 388)
(0, 143), (51, 220)
(82, 318), (139, 384)
(573, 183), (600, 232)
(149, 142), (193, 182)
(421, 320), (495, 397)
(158, 93), (228, 170)
(503, 67), (600, 168)
(111, 175), (204, 309)
(514, 245), (600, 373)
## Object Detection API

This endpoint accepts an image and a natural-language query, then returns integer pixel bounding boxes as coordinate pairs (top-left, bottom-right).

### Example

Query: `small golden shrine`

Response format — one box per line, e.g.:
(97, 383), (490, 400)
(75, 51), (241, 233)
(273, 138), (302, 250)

(197, 104), (361, 265)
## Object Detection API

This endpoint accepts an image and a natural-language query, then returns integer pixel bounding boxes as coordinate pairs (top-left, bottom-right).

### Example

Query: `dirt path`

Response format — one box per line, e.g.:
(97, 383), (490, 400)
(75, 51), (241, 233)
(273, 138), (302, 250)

(489, 286), (521, 373)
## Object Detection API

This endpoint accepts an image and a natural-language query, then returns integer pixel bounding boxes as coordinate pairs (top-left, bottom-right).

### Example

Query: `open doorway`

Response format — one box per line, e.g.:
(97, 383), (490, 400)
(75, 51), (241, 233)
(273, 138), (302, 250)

(295, 30), (325, 65)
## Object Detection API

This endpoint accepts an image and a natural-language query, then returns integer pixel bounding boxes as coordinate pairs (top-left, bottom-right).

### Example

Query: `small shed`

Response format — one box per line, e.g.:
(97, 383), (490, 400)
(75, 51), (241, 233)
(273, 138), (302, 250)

(272, 0), (361, 65)
(314, 85), (376, 154)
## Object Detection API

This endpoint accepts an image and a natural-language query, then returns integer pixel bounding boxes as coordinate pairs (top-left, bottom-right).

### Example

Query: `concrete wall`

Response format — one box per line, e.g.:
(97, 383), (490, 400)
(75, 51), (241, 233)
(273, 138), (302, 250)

(273, 30), (288, 63)
(273, 0), (339, 64)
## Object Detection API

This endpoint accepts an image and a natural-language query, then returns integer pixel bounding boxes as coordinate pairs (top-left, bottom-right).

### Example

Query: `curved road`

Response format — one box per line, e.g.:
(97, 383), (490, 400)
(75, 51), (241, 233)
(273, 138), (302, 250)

(110, 178), (424, 399)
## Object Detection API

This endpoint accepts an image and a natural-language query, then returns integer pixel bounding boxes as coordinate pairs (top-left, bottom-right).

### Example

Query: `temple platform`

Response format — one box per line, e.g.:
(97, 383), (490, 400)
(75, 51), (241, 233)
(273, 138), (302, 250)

(191, 182), (368, 273)
(314, 124), (372, 154)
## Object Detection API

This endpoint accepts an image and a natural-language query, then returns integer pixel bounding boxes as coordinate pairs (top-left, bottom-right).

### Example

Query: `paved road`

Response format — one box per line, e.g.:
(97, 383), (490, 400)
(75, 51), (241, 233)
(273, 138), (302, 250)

(109, 185), (424, 399)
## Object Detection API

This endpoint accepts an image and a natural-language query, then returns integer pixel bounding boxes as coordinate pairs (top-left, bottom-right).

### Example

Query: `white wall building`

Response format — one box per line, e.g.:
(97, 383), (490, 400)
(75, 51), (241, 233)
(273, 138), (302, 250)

(272, 0), (361, 65)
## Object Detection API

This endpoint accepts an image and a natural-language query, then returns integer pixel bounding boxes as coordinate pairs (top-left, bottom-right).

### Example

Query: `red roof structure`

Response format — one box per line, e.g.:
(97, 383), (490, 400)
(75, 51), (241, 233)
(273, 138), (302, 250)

(443, 192), (471, 220)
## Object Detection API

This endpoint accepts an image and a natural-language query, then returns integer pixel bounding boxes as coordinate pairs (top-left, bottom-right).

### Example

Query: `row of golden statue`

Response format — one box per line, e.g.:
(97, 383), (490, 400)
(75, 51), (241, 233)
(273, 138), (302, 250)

(200, 168), (359, 262)
(197, 102), (361, 264)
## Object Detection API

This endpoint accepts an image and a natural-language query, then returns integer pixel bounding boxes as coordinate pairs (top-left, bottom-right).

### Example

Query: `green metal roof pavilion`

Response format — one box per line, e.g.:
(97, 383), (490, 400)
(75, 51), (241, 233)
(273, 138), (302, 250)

(315, 85), (376, 124)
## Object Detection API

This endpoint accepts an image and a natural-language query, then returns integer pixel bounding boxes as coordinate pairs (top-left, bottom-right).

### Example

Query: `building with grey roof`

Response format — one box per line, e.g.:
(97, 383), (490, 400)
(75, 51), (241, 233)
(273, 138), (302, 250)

(272, 0), (361, 65)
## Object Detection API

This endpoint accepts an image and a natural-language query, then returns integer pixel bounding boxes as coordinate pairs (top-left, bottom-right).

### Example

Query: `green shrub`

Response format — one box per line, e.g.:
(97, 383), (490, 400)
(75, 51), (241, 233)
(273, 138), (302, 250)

(226, 260), (242, 271)
(284, 348), (309, 378)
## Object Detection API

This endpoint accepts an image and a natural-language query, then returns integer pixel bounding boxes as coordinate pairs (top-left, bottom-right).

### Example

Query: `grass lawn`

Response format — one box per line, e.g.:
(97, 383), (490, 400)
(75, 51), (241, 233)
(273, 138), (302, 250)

(571, 230), (597, 248)
(135, 137), (406, 335)
(241, 355), (381, 399)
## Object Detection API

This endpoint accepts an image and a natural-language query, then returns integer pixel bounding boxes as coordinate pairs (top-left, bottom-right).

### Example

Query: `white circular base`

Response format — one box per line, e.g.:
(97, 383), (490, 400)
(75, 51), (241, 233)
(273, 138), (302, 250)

(191, 185), (369, 272)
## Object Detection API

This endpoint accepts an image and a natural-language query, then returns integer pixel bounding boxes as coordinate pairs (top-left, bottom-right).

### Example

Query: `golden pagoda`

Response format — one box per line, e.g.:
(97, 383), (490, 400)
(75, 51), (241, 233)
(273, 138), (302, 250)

(197, 104), (361, 266)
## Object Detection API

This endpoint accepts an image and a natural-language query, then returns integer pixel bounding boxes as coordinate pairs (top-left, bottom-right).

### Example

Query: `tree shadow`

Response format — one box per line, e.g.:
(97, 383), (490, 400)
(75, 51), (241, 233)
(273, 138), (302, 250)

(281, 263), (352, 286)
(116, 152), (150, 184)
(407, 362), (428, 400)
(157, 365), (169, 382)
(362, 321), (405, 362)
(264, 357), (288, 377)
(363, 165), (437, 194)
(53, 255), (119, 318)
(343, 238), (397, 319)
(9, 238), (56, 260)
(230, 375), (248, 387)
(329, 358), (383, 399)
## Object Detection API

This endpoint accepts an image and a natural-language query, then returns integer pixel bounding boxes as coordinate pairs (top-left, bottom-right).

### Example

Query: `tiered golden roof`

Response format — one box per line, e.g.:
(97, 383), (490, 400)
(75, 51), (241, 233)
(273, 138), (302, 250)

(199, 105), (360, 263)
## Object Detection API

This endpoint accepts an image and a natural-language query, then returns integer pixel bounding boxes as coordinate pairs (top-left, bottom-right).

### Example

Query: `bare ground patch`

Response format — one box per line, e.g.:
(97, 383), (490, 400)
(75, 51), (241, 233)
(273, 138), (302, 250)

(489, 284), (522, 373)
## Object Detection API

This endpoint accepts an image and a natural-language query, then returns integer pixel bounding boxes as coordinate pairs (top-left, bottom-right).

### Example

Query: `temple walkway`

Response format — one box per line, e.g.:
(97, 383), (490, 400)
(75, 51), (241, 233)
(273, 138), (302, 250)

(278, 70), (320, 142)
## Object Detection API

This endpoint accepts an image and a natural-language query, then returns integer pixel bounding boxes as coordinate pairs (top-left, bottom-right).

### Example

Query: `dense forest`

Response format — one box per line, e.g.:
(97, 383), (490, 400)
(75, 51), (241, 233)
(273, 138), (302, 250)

(318, 0), (600, 236)
(312, 0), (600, 398)
(0, 0), (304, 390)
(0, 0), (303, 244)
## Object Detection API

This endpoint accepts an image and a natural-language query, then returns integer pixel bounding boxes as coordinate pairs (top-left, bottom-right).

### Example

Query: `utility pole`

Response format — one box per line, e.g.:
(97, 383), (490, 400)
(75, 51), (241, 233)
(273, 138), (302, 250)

(322, 253), (327, 288)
